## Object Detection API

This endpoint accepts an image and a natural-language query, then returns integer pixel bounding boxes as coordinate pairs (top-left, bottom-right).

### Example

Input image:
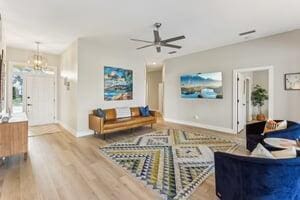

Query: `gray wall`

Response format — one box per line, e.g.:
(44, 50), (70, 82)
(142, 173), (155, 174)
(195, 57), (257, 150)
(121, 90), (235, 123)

(164, 30), (300, 132)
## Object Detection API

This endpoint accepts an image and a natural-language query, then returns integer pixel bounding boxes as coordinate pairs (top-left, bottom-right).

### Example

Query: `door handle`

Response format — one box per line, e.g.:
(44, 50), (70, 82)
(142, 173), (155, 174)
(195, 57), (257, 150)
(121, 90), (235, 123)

(27, 104), (33, 106)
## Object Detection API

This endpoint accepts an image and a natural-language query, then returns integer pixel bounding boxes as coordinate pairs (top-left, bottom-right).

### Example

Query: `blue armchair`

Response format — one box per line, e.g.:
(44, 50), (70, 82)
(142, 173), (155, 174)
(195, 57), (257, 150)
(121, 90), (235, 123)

(215, 152), (300, 200)
(246, 120), (300, 152)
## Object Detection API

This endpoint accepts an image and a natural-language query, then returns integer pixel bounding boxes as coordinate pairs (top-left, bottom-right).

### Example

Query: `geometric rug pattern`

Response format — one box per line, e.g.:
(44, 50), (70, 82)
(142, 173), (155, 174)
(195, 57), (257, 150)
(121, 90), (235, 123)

(100, 129), (239, 200)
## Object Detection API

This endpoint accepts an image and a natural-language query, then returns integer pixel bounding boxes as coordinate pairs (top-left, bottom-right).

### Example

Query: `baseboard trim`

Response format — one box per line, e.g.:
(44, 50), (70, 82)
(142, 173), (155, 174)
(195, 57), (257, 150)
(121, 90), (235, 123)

(76, 130), (94, 137)
(57, 121), (77, 136)
(164, 118), (235, 134)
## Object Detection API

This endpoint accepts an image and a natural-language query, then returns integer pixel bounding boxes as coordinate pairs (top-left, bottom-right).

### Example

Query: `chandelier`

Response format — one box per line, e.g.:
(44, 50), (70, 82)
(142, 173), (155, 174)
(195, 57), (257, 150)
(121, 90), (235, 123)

(28, 42), (48, 71)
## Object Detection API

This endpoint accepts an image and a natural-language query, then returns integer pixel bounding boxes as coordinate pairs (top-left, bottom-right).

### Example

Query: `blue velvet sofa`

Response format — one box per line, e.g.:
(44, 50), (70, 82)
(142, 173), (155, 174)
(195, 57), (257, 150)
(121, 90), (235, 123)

(215, 152), (300, 200)
(246, 120), (300, 152)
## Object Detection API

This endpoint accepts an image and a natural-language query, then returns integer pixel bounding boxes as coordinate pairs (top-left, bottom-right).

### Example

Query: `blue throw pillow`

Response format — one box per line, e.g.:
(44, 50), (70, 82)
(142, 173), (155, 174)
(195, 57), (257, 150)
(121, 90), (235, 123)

(94, 108), (106, 119)
(139, 106), (150, 117)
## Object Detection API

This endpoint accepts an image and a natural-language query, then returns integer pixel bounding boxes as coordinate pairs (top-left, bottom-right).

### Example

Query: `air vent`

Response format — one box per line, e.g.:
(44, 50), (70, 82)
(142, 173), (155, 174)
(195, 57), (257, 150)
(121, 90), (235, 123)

(168, 51), (177, 54)
(239, 30), (256, 36)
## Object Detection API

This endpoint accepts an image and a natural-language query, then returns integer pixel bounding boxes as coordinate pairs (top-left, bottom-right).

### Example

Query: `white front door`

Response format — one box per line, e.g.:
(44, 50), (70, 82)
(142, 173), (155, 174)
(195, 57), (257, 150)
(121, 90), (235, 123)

(237, 73), (246, 132)
(26, 75), (55, 126)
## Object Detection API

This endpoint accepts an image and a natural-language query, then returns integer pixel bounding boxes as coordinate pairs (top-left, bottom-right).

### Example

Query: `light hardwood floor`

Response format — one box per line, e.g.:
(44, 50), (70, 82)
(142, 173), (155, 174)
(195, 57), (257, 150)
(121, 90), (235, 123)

(0, 121), (247, 200)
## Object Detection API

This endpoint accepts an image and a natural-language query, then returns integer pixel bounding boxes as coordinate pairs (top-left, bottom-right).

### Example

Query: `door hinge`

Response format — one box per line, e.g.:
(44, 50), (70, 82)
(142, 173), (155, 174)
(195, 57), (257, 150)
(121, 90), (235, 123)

(237, 77), (240, 81)
(237, 121), (240, 125)
(237, 99), (240, 103)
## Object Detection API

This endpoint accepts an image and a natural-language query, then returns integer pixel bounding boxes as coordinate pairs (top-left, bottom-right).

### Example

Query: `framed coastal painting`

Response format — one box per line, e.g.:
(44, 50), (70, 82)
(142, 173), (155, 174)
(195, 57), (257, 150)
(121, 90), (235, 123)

(180, 72), (223, 99)
(285, 72), (300, 90)
(104, 66), (133, 101)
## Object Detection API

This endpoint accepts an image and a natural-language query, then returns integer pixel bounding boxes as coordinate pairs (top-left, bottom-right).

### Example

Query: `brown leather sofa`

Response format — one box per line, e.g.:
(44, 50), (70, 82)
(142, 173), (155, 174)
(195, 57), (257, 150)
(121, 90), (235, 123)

(89, 107), (157, 138)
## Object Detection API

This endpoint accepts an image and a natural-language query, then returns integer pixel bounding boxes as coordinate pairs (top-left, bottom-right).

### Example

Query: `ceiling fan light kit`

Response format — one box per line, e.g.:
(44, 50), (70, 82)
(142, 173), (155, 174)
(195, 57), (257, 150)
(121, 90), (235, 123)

(131, 22), (186, 53)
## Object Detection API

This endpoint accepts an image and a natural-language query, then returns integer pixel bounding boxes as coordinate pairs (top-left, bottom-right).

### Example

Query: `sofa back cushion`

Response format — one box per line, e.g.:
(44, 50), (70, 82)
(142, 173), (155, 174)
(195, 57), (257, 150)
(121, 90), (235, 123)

(104, 109), (116, 121)
(131, 107), (140, 117)
(115, 107), (131, 118)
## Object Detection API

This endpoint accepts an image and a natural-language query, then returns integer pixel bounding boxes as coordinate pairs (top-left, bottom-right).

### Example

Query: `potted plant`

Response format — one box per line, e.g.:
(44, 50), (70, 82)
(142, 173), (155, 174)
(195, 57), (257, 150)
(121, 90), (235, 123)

(251, 84), (268, 121)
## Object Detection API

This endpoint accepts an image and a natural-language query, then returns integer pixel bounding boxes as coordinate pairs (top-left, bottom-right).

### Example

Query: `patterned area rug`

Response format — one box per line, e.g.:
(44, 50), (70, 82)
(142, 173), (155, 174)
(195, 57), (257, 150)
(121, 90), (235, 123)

(100, 129), (239, 200)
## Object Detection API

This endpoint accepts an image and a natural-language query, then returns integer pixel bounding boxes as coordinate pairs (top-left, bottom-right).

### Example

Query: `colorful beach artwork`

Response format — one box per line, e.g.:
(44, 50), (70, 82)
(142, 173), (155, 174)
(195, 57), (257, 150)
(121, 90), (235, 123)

(104, 66), (133, 101)
(180, 72), (223, 99)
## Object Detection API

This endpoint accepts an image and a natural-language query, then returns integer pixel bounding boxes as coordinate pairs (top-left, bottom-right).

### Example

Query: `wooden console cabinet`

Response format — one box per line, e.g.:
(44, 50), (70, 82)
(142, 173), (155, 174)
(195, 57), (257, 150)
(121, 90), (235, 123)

(0, 113), (28, 160)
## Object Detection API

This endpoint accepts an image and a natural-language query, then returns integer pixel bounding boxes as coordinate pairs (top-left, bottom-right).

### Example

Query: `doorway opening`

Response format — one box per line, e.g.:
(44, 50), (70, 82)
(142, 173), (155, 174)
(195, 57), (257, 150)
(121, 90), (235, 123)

(8, 63), (57, 126)
(146, 64), (164, 116)
(233, 66), (274, 134)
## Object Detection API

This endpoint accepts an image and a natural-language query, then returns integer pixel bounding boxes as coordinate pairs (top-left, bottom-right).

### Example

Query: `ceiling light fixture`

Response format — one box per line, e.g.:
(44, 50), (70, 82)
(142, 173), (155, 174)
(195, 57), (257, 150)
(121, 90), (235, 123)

(28, 41), (48, 71)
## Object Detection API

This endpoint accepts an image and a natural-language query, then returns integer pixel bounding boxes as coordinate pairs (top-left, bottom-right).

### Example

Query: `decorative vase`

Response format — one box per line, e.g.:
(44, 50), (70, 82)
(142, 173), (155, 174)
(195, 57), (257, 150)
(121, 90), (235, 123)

(256, 114), (266, 121)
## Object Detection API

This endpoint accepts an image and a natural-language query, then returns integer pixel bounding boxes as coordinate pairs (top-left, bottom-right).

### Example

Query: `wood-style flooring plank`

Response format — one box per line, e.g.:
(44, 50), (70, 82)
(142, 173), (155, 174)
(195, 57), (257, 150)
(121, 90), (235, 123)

(0, 121), (246, 200)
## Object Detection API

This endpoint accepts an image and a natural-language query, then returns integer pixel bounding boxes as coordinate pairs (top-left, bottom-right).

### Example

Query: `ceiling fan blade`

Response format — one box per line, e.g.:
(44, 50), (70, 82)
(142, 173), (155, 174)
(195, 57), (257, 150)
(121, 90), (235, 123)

(156, 46), (161, 53)
(136, 44), (154, 50)
(161, 43), (182, 49)
(154, 30), (160, 42)
(130, 39), (153, 44)
(161, 35), (185, 43)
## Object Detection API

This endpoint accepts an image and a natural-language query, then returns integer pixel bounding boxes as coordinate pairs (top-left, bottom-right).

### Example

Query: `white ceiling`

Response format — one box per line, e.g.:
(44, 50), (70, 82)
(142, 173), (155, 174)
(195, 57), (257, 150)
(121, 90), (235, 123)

(1, 0), (300, 64)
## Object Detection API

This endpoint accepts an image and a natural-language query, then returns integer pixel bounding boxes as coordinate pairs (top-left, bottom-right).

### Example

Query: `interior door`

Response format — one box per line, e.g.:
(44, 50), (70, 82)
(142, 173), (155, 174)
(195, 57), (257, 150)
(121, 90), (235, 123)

(26, 75), (55, 126)
(237, 73), (246, 132)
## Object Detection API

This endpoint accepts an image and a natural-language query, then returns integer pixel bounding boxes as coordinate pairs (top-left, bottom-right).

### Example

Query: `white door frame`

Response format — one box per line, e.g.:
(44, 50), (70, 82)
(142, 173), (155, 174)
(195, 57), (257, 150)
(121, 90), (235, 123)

(233, 66), (274, 134)
(7, 61), (58, 122)
(244, 77), (252, 122)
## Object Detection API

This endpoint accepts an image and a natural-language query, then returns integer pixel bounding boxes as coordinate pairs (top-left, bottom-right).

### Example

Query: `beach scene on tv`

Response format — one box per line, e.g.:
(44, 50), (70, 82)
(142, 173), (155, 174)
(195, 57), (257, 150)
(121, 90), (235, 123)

(104, 66), (133, 101)
(180, 72), (223, 99)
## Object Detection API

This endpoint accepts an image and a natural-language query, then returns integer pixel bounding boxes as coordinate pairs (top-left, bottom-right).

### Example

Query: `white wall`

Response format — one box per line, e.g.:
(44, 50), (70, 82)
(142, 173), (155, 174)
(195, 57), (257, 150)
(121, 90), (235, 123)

(164, 30), (300, 133)
(58, 41), (78, 135)
(0, 18), (6, 113)
(75, 38), (146, 136)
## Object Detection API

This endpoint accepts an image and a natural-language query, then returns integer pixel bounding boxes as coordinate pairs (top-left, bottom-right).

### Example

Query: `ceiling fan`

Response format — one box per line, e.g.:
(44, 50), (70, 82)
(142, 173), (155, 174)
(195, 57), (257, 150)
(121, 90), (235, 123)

(131, 23), (186, 53)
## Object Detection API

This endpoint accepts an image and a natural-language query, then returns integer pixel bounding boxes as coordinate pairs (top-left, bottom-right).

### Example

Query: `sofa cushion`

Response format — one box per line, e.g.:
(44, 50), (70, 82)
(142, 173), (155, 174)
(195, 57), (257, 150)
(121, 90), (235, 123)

(104, 109), (116, 121)
(104, 118), (134, 129)
(103, 116), (155, 130)
(139, 106), (150, 117)
(130, 107), (140, 117)
(131, 116), (155, 123)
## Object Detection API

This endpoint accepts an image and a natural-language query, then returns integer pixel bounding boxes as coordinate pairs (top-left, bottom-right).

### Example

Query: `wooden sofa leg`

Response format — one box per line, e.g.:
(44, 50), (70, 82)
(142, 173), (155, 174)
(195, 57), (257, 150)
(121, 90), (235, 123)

(151, 124), (153, 129)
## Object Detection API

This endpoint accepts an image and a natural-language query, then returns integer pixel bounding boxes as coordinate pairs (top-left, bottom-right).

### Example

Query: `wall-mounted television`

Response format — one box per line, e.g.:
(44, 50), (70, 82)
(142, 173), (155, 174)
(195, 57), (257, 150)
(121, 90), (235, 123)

(180, 72), (223, 99)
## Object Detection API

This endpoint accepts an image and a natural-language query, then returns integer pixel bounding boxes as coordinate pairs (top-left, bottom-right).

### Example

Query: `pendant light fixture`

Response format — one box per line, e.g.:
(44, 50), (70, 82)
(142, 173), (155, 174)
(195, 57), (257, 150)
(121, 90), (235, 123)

(28, 41), (48, 71)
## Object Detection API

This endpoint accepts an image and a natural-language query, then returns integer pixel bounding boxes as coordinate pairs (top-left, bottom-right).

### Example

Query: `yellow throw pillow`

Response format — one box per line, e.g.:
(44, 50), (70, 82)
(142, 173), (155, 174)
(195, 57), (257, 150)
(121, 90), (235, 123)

(263, 120), (287, 134)
(271, 147), (297, 159)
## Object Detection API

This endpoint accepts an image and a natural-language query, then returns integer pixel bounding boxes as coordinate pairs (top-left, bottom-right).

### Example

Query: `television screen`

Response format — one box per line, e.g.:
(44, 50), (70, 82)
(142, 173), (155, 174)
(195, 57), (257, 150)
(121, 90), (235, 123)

(180, 72), (223, 99)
